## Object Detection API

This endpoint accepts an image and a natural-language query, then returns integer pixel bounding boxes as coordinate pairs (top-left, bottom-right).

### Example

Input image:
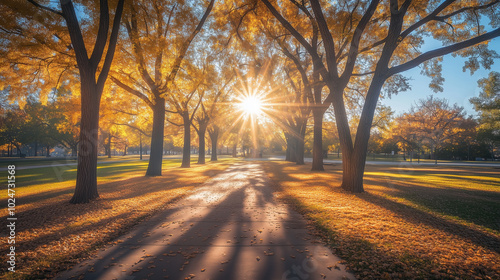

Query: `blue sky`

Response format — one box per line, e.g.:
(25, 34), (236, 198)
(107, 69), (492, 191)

(381, 37), (500, 117)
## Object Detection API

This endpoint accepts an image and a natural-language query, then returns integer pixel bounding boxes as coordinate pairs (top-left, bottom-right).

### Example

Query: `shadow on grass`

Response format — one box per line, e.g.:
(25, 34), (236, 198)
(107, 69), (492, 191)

(363, 169), (500, 232)
(0, 161), (235, 278)
(355, 187), (500, 254)
(262, 161), (500, 279)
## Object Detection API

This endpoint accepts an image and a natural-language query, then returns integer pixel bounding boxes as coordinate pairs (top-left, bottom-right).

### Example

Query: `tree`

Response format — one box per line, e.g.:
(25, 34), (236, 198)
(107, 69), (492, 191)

(1, 0), (126, 203)
(391, 112), (422, 161)
(394, 96), (469, 164)
(231, 0), (325, 168)
(192, 70), (234, 164)
(470, 71), (500, 160)
(0, 109), (29, 156)
(260, 0), (500, 192)
(111, 0), (215, 175)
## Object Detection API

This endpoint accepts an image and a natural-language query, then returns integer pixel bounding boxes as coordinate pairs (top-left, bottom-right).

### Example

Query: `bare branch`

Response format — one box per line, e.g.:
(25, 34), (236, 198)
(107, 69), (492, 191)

(28, 0), (63, 16)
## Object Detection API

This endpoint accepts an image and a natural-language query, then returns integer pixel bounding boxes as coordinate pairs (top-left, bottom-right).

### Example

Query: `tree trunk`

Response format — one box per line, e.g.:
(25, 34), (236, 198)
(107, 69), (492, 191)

(146, 98), (165, 175)
(107, 133), (112, 158)
(295, 137), (305, 165)
(197, 123), (207, 164)
(181, 112), (191, 168)
(340, 78), (384, 193)
(285, 133), (291, 161)
(311, 108), (325, 171)
(139, 134), (143, 160)
(70, 82), (100, 204)
(209, 126), (219, 161)
(34, 140), (38, 157)
(289, 136), (297, 163)
(295, 119), (307, 165)
(232, 143), (237, 157)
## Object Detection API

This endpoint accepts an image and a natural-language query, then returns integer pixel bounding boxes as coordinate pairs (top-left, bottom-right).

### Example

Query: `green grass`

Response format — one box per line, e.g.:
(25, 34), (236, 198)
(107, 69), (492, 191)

(364, 167), (500, 233)
(0, 155), (240, 279)
(264, 162), (500, 279)
(0, 155), (238, 201)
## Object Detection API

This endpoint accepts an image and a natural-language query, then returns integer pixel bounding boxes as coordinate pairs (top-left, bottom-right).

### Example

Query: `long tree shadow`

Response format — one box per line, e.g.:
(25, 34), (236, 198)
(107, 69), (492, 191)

(0, 164), (232, 277)
(357, 180), (500, 254)
(58, 162), (351, 280)
(362, 173), (500, 232)
(261, 161), (454, 279)
(274, 162), (500, 254)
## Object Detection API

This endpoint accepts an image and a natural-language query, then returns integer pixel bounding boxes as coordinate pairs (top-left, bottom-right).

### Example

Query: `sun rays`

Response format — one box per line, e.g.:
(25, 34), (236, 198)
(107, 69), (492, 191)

(238, 95), (264, 117)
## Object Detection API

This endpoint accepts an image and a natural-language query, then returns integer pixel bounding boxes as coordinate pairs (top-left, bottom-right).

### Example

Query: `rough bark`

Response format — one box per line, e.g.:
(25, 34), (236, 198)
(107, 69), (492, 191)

(181, 112), (191, 168)
(311, 108), (325, 171)
(289, 136), (297, 163)
(197, 123), (207, 164)
(341, 77), (384, 193)
(71, 81), (100, 203)
(285, 133), (291, 161)
(146, 97), (165, 175)
(139, 134), (143, 160)
(208, 126), (219, 161)
(295, 118), (307, 165)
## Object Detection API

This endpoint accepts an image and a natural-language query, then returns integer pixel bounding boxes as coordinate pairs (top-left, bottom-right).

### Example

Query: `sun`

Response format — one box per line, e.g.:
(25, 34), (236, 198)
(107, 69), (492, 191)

(238, 95), (263, 116)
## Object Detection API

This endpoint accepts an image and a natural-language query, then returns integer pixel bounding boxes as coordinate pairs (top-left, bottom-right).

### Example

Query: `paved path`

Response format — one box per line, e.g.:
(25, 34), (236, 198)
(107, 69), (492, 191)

(56, 162), (356, 280)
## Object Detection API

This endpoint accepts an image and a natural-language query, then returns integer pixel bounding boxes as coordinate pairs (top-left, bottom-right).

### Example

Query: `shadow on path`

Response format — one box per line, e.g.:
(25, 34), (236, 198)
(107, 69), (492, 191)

(56, 162), (356, 280)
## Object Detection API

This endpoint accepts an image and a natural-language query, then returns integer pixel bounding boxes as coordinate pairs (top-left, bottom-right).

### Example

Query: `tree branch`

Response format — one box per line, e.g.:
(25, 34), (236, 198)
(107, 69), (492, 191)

(388, 27), (500, 77)
(340, 0), (380, 84)
(96, 0), (125, 95)
(309, 0), (339, 79)
(124, 5), (157, 92)
(166, 119), (182, 127)
(60, 0), (91, 75)
(113, 122), (151, 137)
(28, 0), (63, 17)
(260, 0), (317, 59)
(110, 75), (154, 109)
(89, 0), (109, 71)
(161, 0), (215, 91)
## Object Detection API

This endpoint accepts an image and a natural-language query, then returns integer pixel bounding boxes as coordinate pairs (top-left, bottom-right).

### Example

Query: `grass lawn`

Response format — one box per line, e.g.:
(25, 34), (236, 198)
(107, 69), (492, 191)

(263, 161), (500, 280)
(0, 156), (239, 279)
(0, 155), (142, 168)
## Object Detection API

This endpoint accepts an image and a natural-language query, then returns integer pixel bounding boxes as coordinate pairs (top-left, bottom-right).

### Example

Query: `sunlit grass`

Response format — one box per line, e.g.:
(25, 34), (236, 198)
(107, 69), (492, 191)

(0, 156), (234, 201)
(0, 156), (240, 279)
(263, 161), (500, 280)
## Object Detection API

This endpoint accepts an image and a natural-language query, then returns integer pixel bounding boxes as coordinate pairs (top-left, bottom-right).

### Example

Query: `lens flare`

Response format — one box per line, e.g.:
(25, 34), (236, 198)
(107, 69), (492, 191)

(238, 95), (263, 116)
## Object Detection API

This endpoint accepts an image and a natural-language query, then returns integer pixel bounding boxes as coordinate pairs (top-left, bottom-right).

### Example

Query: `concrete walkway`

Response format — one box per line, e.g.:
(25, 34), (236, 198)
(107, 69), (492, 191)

(56, 162), (356, 280)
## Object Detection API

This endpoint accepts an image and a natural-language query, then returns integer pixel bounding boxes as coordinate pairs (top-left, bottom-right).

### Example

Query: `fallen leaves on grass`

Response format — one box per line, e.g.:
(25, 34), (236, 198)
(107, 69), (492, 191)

(0, 162), (234, 279)
(263, 162), (500, 280)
